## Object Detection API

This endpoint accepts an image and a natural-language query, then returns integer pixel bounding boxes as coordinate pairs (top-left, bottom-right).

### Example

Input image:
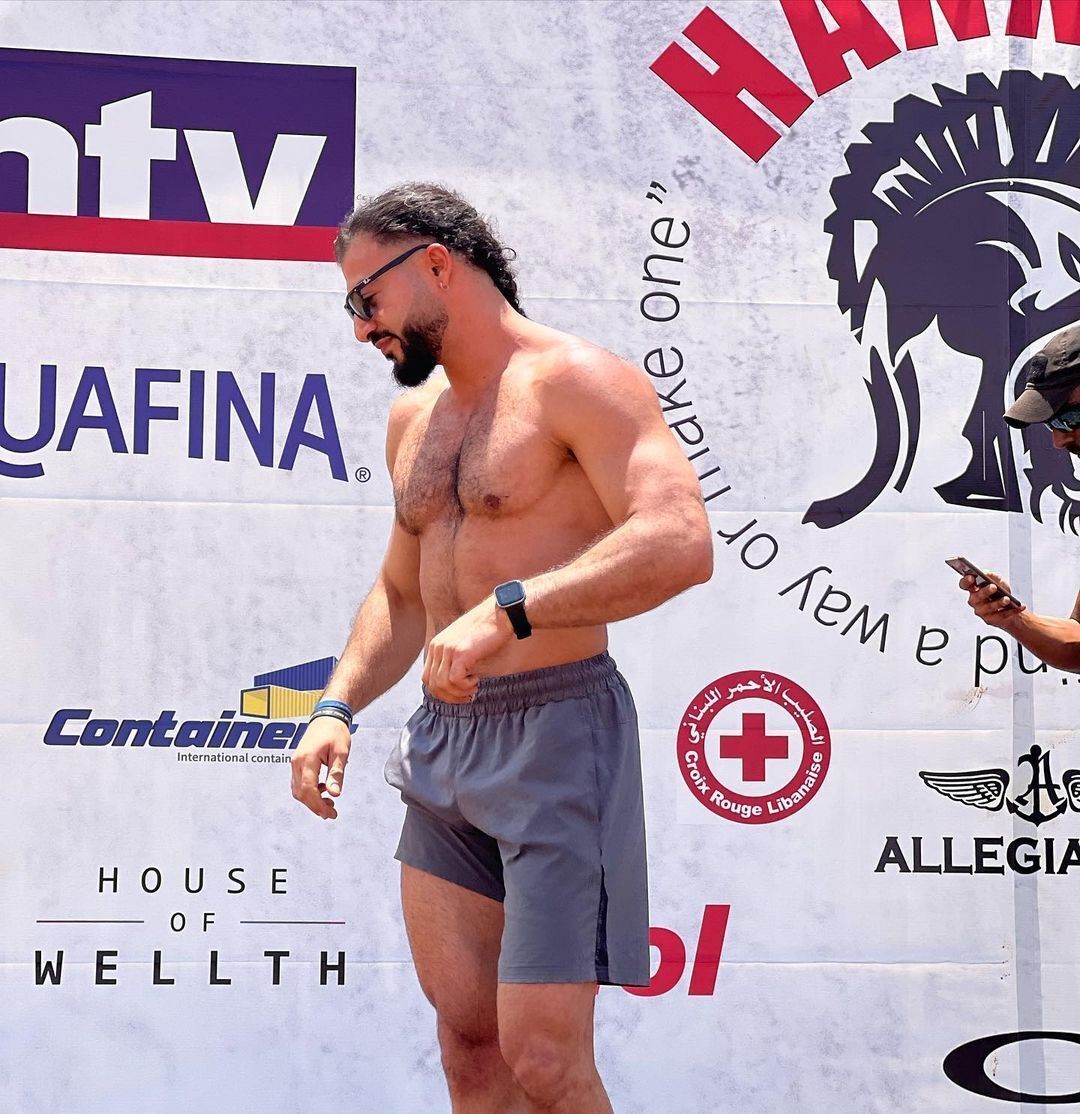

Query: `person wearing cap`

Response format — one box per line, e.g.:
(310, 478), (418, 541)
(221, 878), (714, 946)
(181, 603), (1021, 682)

(957, 323), (1080, 671)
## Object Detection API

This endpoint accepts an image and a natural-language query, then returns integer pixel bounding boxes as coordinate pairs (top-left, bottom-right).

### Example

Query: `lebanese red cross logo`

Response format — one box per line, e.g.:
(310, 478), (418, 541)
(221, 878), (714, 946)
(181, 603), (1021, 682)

(676, 670), (831, 825)
(718, 713), (789, 781)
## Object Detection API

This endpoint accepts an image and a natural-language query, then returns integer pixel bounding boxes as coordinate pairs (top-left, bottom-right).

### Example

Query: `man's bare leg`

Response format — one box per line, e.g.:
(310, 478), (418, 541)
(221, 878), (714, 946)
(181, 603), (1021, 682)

(401, 863), (528, 1113)
(498, 983), (613, 1113)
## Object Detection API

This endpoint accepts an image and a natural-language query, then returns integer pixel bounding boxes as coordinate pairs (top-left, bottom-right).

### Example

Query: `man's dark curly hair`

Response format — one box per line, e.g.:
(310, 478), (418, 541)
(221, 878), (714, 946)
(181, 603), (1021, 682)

(334, 183), (525, 315)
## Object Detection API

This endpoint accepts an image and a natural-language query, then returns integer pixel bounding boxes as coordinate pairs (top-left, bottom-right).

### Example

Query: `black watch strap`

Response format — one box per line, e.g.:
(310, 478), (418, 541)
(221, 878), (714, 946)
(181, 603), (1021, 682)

(494, 580), (532, 639)
(504, 600), (531, 640)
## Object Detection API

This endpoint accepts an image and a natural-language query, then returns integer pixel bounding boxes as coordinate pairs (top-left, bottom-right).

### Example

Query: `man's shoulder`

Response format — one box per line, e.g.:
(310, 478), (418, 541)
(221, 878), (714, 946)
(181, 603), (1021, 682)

(388, 374), (447, 424)
(524, 333), (656, 421)
(526, 333), (642, 395)
(385, 375), (447, 459)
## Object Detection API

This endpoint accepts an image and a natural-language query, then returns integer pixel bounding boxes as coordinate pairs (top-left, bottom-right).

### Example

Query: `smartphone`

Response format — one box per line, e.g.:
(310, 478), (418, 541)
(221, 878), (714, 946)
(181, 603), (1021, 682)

(945, 557), (1024, 609)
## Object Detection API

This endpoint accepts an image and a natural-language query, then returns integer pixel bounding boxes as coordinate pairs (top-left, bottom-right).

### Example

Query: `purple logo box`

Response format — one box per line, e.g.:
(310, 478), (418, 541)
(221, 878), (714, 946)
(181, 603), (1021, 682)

(0, 48), (356, 259)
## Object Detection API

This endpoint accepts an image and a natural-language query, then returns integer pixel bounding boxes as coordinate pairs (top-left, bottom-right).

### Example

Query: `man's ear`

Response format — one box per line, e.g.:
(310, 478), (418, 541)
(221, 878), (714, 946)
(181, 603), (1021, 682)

(426, 243), (453, 287)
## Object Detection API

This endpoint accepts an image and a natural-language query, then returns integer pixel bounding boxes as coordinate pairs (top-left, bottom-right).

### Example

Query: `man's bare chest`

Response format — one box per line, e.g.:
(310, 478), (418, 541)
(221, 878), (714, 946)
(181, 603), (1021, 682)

(393, 393), (565, 535)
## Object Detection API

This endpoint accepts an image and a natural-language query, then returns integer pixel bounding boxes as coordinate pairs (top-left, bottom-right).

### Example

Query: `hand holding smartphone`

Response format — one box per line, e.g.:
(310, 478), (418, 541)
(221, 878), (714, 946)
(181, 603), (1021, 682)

(945, 556), (1024, 609)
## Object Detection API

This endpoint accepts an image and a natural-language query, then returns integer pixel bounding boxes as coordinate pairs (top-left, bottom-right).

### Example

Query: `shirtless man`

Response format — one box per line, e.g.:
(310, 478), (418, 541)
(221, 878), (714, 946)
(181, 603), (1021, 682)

(291, 183), (713, 1113)
(958, 323), (1080, 670)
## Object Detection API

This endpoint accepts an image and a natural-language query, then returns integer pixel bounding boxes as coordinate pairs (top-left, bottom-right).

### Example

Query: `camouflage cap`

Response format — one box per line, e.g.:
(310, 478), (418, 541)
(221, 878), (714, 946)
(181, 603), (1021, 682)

(1003, 323), (1080, 428)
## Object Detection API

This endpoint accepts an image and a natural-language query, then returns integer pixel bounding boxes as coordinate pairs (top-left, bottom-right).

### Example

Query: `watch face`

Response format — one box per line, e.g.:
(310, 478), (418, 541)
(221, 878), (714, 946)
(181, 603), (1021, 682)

(495, 580), (525, 607)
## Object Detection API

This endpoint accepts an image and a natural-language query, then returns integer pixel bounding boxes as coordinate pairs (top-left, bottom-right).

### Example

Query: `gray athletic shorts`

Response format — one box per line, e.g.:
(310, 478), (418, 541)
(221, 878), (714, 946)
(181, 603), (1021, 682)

(384, 652), (650, 987)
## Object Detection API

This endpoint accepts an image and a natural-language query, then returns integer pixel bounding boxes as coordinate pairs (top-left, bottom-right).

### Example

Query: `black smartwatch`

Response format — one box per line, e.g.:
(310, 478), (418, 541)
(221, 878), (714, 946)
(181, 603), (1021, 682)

(494, 579), (532, 639)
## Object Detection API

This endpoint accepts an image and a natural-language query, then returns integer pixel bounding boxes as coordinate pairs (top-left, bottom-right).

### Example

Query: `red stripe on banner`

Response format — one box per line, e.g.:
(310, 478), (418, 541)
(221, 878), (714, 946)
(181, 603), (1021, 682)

(0, 212), (338, 261)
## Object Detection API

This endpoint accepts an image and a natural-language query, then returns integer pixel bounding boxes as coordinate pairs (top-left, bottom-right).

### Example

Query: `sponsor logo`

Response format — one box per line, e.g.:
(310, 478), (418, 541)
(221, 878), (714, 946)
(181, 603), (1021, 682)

(239, 658), (335, 719)
(944, 1031), (1080, 1103)
(0, 365), (348, 481)
(921, 744), (1080, 827)
(624, 905), (730, 998)
(809, 71), (1080, 531)
(644, 14), (1080, 692)
(651, 1), (1080, 161)
(34, 864), (348, 989)
(35, 947), (347, 987)
(876, 745), (1080, 876)
(677, 671), (830, 824)
(43, 656), (344, 756)
(635, 71), (1080, 679)
(0, 48), (354, 260)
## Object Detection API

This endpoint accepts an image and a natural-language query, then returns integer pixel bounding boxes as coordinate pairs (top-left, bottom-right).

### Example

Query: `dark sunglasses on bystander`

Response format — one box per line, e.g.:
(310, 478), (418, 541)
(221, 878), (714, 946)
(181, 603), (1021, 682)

(1046, 405), (1080, 432)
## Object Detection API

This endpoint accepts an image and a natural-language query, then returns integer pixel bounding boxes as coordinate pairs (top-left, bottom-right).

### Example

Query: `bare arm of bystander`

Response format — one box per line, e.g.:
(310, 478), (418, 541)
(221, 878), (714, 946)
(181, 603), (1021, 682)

(962, 573), (1080, 674)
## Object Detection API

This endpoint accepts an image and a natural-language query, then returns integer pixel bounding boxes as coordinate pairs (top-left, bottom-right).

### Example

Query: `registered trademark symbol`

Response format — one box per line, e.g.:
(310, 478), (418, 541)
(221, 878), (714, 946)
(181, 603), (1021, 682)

(355, 467), (371, 483)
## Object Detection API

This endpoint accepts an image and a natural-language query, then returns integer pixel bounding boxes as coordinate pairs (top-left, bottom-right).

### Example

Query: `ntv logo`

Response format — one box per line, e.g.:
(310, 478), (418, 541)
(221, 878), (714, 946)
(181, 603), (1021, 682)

(808, 71), (1080, 533)
(0, 49), (355, 260)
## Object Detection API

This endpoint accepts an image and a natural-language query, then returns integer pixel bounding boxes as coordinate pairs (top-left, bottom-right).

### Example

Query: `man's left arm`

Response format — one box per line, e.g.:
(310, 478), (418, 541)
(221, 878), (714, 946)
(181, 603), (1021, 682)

(423, 348), (714, 699)
(519, 348), (714, 627)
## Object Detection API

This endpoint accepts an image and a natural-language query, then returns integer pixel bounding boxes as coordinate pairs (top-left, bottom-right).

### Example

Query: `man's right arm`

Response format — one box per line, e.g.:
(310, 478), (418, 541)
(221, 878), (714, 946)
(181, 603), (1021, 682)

(291, 398), (427, 819)
(963, 575), (1080, 673)
(321, 518), (427, 713)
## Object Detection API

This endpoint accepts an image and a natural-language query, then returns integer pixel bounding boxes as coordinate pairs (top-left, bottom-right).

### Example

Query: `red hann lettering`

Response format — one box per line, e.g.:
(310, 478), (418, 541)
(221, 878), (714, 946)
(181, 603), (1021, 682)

(1006, 0), (1080, 43)
(650, 7), (813, 162)
(780, 0), (901, 96)
(897, 0), (991, 49)
(651, 0), (1080, 161)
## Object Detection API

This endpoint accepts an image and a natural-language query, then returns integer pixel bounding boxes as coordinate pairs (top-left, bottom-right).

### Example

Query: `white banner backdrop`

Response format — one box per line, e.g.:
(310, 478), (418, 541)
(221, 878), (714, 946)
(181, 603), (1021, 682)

(3, 1), (1080, 1110)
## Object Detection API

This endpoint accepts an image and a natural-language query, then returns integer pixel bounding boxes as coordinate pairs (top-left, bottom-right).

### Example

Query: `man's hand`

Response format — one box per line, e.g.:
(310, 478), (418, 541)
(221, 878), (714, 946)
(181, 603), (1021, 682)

(291, 716), (351, 820)
(423, 600), (512, 702)
(960, 571), (1026, 629)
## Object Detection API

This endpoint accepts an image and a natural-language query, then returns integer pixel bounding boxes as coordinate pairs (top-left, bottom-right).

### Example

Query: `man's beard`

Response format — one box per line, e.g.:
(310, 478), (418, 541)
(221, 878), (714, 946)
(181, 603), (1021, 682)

(377, 306), (448, 388)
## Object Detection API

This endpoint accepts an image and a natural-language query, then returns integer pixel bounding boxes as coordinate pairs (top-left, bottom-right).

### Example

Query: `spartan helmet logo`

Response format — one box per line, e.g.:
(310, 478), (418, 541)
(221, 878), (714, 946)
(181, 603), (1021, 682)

(806, 71), (1080, 533)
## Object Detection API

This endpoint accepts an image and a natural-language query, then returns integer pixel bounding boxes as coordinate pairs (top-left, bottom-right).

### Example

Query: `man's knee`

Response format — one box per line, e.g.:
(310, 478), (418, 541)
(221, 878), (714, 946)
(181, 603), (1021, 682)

(439, 1015), (498, 1059)
(438, 1016), (504, 1091)
(500, 1031), (587, 1105)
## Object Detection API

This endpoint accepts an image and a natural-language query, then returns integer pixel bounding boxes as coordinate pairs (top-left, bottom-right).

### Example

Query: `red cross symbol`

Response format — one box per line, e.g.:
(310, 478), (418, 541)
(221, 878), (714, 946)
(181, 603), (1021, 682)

(717, 713), (789, 782)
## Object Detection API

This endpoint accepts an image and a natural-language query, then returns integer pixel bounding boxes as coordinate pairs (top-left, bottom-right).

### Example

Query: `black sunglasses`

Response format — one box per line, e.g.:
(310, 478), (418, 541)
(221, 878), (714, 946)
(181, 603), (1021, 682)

(343, 243), (434, 322)
(1046, 405), (1080, 432)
